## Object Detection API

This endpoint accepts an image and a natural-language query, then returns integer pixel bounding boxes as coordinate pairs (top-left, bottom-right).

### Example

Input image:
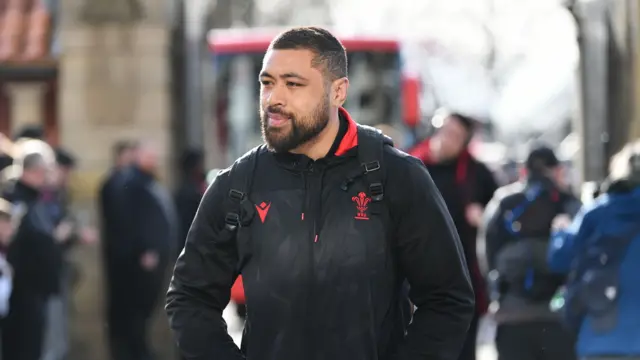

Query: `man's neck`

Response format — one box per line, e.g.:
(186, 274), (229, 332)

(292, 111), (341, 160)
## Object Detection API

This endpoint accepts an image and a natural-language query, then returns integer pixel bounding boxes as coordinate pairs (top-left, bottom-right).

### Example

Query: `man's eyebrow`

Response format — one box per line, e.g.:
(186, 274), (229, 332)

(280, 72), (309, 81)
(258, 71), (309, 82)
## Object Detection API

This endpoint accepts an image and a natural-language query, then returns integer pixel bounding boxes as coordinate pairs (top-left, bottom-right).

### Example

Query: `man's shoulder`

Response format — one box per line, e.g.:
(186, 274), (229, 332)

(382, 145), (424, 171)
(223, 145), (269, 175)
(211, 145), (269, 190)
(381, 146), (433, 196)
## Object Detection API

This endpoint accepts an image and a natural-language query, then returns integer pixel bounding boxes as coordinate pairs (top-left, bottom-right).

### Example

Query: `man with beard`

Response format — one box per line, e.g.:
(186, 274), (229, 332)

(166, 27), (474, 360)
(409, 112), (499, 360)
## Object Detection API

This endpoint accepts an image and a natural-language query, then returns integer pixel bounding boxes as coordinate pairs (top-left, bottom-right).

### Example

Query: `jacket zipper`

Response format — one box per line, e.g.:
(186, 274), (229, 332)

(306, 163), (326, 244)
(303, 163), (318, 352)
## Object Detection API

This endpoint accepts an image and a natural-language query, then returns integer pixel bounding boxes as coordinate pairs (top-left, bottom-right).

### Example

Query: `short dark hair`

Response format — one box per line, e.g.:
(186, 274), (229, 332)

(14, 125), (44, 141)
(526, 145), (560, 172)
(113, 140), (139, 159)
(180, 148), (204, 172)
(55, 147), (77, 169)
(449, 113), (477, 133)
(269, 27), (348, 81)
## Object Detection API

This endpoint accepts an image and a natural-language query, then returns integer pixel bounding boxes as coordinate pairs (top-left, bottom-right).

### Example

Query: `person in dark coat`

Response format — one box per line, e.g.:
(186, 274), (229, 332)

(167, 27), (474, 360)
(409, 111), (499, 360)
(98, 140), (140, 360)
(174, 148), (206, 256)
(1, 143), (64, 360)
(117, 141), (178, 360)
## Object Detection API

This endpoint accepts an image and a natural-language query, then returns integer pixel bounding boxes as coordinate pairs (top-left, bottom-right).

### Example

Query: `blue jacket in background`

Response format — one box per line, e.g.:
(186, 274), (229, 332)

(548, 185), (640, 357)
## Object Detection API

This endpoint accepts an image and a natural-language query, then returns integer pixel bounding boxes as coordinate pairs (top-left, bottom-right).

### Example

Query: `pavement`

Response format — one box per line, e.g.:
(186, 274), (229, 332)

(222, 303), (498, 360)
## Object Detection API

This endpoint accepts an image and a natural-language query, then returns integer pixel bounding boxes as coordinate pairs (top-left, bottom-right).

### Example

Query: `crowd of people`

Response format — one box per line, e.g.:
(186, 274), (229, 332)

(0, 125), (207, 360)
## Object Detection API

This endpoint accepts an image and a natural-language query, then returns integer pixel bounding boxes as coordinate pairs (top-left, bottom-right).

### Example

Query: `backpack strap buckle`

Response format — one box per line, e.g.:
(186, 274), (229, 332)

(370, 182), (384, 202)
(363, 161), (381, 173)
(228, 189), (245, 202)
(224, 212), (241, 231)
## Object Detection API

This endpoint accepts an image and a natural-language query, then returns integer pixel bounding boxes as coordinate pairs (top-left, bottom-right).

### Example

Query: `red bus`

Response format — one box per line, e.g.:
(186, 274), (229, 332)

(207, 27), (419, 164)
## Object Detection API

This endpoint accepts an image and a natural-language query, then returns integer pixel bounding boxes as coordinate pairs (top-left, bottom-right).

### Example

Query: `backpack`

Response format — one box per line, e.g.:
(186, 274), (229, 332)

(563, 222), (640, 333)
(222, 125), (395, 300)
(223, 124), (389, 234)
(495, 183), (568, 301)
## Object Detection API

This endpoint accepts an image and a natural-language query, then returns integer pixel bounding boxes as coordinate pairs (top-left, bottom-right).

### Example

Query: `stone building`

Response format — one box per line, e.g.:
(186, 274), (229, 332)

(1, 0), (176, 358)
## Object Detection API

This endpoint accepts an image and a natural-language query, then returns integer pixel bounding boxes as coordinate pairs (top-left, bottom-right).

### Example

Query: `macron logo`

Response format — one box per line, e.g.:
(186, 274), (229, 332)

(255, 202), (271, 223)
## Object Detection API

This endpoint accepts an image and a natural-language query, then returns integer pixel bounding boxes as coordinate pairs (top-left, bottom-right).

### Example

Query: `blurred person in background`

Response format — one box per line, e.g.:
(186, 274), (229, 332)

(549, 140), (640, 360)
(0, 133), (15, 172)
(99, 140), (139, 359)
(479, 146), (580, 360)
(174, 148), (206, 256)
(0, 197), (18, 319)
(1, 140), (65, 360)
(13, 124), (45, 142)
(409, 111), (498, 360)
(41, 147), (97, 360)
(118, 141), (178, 360)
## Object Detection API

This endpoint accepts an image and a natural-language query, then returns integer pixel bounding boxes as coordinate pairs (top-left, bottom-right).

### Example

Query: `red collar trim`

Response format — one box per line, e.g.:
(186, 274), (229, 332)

(334, 107), (358, 156)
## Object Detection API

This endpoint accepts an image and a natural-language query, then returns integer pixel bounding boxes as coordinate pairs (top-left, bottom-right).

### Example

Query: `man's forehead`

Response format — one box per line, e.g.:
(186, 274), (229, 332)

(261, 49), (321, 76)
(444, 117), (467, 133)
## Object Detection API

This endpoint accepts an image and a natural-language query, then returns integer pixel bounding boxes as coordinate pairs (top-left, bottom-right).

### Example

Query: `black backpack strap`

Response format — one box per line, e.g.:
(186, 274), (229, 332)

(224, 146), (262, 231)
(356, 125), (391, 213)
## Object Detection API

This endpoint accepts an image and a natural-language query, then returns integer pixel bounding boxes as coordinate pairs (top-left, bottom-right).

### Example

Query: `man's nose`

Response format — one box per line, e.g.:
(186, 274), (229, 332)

(266, 86), (286, 107)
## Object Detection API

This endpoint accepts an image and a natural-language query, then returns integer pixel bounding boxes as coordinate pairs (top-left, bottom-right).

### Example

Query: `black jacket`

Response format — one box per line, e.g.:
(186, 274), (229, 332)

(424, 152), (498, 314)
(122, 167), (179, 261)
(4, 181), (63, 298)
(99, 167), (132, 260)
(166, 110), (474, 360)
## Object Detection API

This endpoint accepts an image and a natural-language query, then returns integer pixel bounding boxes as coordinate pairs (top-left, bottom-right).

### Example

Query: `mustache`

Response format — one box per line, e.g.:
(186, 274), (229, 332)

(264, 106), (293, 118)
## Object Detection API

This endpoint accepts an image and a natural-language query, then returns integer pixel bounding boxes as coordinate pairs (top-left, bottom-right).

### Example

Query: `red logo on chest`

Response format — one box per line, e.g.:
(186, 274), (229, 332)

(255, 202), (271, 223)
(351, 192), (371, 220)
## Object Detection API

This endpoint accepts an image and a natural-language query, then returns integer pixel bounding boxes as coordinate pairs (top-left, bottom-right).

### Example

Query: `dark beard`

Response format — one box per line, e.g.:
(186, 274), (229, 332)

(260, 96), (330, 153)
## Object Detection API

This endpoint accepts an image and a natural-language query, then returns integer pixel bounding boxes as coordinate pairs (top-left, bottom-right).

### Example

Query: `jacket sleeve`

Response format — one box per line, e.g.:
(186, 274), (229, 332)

(392, 157), (475, 360)
(165, 171), (244, 360)
(548, 205), (594, 274)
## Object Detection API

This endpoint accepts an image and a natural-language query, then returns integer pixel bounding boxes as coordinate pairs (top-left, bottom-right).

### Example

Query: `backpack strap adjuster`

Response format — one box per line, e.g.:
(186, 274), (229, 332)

(370, 182), (384, 202)
(229, 189), (245, 202)
(363, 161), (381, 173)
(224, 212), (241, 230)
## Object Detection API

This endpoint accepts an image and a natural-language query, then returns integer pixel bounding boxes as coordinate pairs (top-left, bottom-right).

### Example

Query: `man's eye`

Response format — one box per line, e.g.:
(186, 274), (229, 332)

(286, 82), (301, 87)
(260, 80), (273, 86)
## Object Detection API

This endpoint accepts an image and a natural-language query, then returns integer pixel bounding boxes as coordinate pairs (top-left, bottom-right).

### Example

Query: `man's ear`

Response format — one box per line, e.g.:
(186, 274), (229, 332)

(331, 78), (349, 107)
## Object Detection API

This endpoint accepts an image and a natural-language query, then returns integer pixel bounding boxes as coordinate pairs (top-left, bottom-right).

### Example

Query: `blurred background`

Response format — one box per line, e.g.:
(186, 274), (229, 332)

(0, 0), (638, 359)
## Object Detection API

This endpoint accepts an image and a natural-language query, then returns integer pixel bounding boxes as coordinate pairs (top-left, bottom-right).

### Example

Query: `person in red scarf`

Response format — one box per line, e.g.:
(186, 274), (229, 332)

(409, 111), (498, 360)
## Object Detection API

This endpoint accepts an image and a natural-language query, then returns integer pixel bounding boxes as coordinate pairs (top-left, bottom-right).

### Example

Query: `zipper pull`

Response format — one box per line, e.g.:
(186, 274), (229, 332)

(341, 177), (354, 191)
(314, 234), (318, 243)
